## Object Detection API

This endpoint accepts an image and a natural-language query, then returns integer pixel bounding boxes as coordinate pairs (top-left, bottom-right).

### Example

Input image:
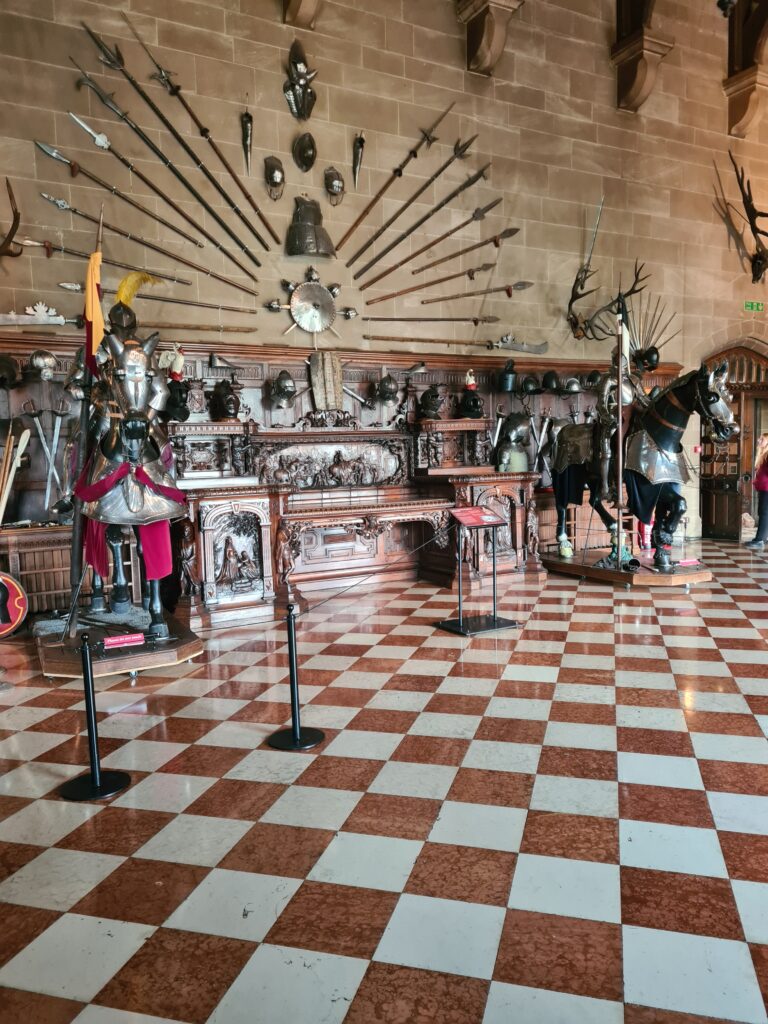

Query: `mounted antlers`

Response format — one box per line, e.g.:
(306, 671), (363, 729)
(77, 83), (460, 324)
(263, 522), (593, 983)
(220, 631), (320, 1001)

(0, 179), (22, 260)
(569, 259), (649, 343)
(714, 152), (768, 284)
(567, 197), (604, 339)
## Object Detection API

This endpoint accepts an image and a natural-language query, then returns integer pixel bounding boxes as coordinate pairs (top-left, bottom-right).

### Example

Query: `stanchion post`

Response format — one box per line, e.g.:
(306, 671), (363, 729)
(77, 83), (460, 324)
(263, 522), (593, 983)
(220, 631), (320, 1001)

(268, 603), (325, 751)
(58, 633), (131, 801)
(457, 524), (464, 629)
(492, 524), (498, 621)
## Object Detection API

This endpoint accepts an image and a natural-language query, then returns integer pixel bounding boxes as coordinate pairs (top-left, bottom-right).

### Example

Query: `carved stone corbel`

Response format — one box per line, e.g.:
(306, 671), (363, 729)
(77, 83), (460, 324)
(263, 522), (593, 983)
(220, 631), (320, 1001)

(723, 0), (768, 137)
(610, 0), (673, 113)
(456, 0), (524, 77)
(283, 0), (321, 29)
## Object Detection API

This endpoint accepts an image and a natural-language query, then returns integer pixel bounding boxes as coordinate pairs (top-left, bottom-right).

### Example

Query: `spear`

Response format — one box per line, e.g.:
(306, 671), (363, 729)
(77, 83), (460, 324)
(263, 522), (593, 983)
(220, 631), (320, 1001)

(335, 102), (455, 252)
(59, 282), (259, 315)
(362, 314), (500, 325)
(359, 199), (503, 291)
(35, 140), (201, 249)
(353, 163), (491, 280)
(20, 238), (191, 285)
(363, 334), (549, 354)
(135, 322), (258, 333)
(365, 262), (497, 307)
(40, 192), (259, 299)
(81, 25), (269, 253)
(68, 115), (258, 283)
(72, 55), (263, 269)
(411, 226), (520, 275)
(420, 280), (533, 305)
(119, 13), (280, 247)
(346, 136), (477, 268)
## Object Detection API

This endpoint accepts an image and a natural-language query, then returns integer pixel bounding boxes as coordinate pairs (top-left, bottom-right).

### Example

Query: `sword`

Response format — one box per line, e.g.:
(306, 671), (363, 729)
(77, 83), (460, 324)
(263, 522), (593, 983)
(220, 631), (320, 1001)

(410, 226), (520, 276)
(365, 262), (497, 307)
(45, 399), (69, 511)
(420, 280), (533, 305)
(21, 399), (62, 496)
(0, 429), (30, 527)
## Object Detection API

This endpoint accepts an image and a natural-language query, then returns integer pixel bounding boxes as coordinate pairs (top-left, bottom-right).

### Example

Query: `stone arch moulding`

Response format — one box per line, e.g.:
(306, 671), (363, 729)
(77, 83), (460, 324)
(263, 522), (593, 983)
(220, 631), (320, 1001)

(283, 0), (321, 30)
(456, 0), (524, 77)
(610, 0), (674, 112)
(723, 0), (768, 138)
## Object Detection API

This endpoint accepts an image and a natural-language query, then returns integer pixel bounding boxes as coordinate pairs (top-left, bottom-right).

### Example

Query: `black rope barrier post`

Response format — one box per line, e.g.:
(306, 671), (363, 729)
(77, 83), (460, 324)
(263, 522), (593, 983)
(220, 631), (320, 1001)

(58, 633), (132, 801)
(269, 604), (325, 751)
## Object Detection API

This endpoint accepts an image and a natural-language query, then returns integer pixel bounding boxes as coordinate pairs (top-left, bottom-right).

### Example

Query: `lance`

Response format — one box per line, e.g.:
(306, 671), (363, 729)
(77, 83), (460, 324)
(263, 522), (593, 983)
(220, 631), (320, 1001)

(362, 315), (500, 325)
(58, 282), (259, 315)
(81, 26), (268, 253)
(359, 199), (503, 291)
(411, 226), (520, 275)
(72, 55), (263, 270)
(136, 322), (257, 333)
(365, 262), (497, 307)
(40, 192), (259, 299)
(35, 140), (201, 249)
(335, 102), (455, 252)
(20, 238), (191, 285)
(353, 163), (491, 281)
(69, 114), (259, 284)
(346, 136), (477, 269)
(420, 280), (533, 305)
(363, 333), (549, 354)
(120, 12), (280, 247)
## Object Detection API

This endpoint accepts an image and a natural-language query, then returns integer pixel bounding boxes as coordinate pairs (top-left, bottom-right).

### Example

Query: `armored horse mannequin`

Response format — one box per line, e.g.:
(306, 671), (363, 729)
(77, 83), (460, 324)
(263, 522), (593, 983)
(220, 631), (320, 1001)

(72, 296), (187, 636)
(551, 363), (737, 570)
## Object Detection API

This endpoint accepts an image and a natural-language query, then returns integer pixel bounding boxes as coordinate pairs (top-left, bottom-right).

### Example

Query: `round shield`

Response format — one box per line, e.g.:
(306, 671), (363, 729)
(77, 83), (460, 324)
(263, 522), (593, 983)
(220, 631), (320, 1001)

(0, 572), (28, 639)
(292, 132), (317, 173)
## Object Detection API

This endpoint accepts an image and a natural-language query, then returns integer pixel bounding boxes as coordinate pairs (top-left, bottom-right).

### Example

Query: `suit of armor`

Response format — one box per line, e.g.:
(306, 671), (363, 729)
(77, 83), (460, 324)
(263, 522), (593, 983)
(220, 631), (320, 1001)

(595, 355), (647, 500)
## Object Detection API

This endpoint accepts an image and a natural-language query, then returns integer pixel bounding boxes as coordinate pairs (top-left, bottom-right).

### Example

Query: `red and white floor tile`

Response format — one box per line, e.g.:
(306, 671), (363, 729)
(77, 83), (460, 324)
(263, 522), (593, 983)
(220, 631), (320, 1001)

(1, 540), (768, 1022)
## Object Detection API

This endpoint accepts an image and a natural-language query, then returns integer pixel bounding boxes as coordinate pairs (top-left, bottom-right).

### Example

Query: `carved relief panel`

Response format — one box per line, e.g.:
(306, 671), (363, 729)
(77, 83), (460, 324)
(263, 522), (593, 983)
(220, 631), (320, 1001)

(198, 497), (274, 609)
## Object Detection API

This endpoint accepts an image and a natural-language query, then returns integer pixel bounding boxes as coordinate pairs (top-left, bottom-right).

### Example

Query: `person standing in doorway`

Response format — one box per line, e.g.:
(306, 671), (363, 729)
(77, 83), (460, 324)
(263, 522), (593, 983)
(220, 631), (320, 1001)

(746, 433), (768, 550)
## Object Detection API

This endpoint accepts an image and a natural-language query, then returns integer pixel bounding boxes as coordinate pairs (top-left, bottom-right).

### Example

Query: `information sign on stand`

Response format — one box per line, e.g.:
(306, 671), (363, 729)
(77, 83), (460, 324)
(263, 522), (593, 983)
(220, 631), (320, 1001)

(435, 508), (521, 637)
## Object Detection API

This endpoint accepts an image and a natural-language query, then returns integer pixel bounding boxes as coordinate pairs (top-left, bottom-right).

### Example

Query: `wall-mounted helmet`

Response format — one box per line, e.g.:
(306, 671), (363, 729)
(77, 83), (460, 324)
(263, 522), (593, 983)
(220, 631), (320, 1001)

(562, 376), (582, 394)
(264, 156), (285, 201)
(519, 374), (542, 395)
(585, 369), (602, 389)
(542, 370), (560, 393)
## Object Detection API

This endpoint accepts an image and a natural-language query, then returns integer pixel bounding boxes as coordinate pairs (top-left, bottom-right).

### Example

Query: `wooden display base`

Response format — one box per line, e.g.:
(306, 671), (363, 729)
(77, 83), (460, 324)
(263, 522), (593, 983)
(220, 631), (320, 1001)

(540, 550), (712, 588)
(36, 614), (204, 680)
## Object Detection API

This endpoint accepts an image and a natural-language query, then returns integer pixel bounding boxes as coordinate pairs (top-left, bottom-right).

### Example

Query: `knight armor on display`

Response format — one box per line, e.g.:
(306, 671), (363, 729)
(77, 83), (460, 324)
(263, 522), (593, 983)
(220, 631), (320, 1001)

(264, 157), (285, 201)
(292, 132), (317, 173)
(269, 370), (298, 409)
(283, 40), (317, 121)
(285, 197), (335, 257)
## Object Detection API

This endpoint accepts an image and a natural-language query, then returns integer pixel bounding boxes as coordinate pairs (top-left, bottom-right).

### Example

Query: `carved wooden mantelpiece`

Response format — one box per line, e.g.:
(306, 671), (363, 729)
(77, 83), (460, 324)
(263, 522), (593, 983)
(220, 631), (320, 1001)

(283, 0), (321, 30)
(456, 0), (524, 76)
(415, 417), (493, 473)
(611, 0), (673, 113)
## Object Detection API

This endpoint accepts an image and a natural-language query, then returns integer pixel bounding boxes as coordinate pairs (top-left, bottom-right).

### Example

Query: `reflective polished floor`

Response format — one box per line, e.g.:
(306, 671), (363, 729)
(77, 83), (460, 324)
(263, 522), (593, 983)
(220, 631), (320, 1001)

(0, 541), (767, 1023)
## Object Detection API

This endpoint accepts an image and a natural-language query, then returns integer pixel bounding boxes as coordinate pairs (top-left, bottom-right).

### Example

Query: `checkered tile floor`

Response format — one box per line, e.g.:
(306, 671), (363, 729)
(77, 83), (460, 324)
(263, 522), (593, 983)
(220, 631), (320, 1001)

(1, 541), (768, 1023)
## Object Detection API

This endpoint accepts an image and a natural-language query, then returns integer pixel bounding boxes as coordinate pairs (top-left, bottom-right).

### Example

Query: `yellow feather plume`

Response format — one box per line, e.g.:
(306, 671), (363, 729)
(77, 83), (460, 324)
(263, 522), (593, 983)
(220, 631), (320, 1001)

(114, 272), (161, 308)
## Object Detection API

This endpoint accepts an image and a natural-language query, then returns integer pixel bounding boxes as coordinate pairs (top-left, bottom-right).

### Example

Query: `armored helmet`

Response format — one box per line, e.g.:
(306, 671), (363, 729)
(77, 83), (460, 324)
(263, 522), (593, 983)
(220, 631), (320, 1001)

(519, 374), (541, 395)
(324, 166), (345, 207)
(108, 301), (137, 334)
(562, 376), (582, 393)
(28, 350), (56, 381)
(264, 157), (285, 202)
(376, 372), (399, 403)
(292, 132), (317, 173)
(497, 360), (516, 393)
(585, 369), (602, 389)
(542, 370), (560, 393)
(270, 370), (298, 409)
(633, 346), (660, 372)
(285, 197), (335, 258)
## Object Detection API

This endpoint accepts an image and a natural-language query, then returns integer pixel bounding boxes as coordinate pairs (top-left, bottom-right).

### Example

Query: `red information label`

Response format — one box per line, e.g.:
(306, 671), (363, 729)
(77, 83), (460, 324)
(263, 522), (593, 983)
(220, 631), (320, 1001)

(104, 633), (146, 650)
(451, 507), (507, 528)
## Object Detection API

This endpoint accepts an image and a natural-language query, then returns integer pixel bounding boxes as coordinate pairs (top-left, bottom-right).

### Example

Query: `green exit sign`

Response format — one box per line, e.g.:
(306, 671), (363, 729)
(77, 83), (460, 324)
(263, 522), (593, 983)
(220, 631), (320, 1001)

(744, 300), (764, 312)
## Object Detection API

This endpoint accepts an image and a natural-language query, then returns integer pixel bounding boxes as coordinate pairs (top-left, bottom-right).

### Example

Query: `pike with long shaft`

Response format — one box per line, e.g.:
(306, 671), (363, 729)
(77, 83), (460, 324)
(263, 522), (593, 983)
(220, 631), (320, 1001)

(35, 140), (200, 249)
(73, 52), (263, 269)
(81, 26), (267, 253)
(354, 163), (491, 281)
(359, 199), (503, 291)
(362, 314), (500, 325)
(420, 280), (533, 305)
(21, 238), (191, 285)
(335, 102), (455, 252)
(347, 136), (476, 269)
(412, 226), (519, 275)
(59, 282), (258, 315)
(366, 262), (496, 307)
(69, 112), (257, 283)
(120, 12), (280, 247)
(40, 192), (259, 299)
(363, 333), (547, 353)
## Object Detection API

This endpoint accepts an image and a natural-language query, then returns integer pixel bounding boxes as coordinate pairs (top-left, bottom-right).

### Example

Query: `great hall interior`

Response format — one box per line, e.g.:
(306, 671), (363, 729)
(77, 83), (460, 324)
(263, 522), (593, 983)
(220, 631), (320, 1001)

(1, 2), (768, 1022)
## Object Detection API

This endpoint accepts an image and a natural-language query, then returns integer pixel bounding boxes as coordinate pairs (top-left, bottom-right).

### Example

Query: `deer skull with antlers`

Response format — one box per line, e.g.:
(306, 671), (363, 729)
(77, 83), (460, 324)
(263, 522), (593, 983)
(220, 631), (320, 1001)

(568, 259), (650, 342)
(0, 179), (22, 261)
(714, 152), (768, 285)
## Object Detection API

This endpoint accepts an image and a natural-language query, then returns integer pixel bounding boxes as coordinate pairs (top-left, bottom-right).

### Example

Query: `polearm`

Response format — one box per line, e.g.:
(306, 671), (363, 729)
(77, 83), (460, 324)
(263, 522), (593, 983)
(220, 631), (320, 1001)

(365, 262), (496, 307)
(362, 314), (500, 325)
(21, 238), (191, 286)
(59, 282), (259, 315)
(120, 12), (280, 247)
(68, 115), (259, 286)
(35, 141), (201, 249)
(411, 226), (519, 275)
(81, 25), (269, 254)
(40, 193), (259, 299)
(420, 280), (533, 305)
(359, 199), (503, 291)
(353, 163), (491, 280)
(72, 57), (262, 271)
(346, 136), (477, 268)
(363, 333), (549, 354)
(335, 102), (455, 252)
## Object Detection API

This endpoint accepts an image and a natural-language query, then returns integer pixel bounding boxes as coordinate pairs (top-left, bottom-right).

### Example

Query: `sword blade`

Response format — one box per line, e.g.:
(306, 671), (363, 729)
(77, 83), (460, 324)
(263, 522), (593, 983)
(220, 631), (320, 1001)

(44, 414), (63, 510)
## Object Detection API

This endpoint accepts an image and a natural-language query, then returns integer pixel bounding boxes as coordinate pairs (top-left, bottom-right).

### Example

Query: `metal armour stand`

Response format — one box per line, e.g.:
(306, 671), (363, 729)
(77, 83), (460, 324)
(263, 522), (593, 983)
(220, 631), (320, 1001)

(436, 520), (520, 637)
(268, 604), (325, 751)
(58, 633), (131, 801)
